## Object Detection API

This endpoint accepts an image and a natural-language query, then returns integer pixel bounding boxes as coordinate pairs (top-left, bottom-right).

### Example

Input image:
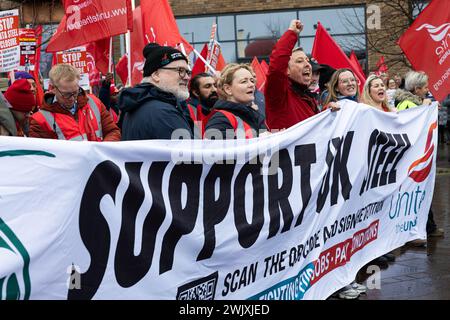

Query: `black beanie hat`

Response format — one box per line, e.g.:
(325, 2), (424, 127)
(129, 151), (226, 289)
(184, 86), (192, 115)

(142, 43), (188, 77)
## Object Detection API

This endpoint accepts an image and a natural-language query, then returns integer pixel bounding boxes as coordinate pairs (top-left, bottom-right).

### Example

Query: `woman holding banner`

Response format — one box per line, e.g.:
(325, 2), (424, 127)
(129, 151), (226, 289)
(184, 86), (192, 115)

(204, 63), (267, 139)
(361, 74), (396, 112)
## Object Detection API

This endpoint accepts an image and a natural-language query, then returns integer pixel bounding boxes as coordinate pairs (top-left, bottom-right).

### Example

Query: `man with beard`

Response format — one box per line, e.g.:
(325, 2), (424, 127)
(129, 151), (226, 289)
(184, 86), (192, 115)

(186, 73), (219, 138)
(119, 43), (193, 140)
(265, 20), (320, 130)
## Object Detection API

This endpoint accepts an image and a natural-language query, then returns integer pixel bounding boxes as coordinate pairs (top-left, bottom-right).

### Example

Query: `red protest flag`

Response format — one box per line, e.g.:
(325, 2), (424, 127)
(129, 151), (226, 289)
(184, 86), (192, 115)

(349, 51), (364, 77)
(398, 0), (450, 101)
(251, 57), (267, 92)
(130, 5), (146, 86)
(375, 56), (388, 75)
(86, 38), (111, 75)
(116, 54), (128, 84)
(312, 22), (366, 92)
(140, 0), (193, 54)
(191, 44), (208, 78)
(216, 51), (226, 72)
(46, 0), (132, 53)
(260, 59), (269, 75)
(33, 25), (44, 107)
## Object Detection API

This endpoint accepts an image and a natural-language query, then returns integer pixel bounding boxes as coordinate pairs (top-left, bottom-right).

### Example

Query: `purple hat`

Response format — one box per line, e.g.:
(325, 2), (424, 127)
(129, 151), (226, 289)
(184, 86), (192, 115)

(8, 71), (35, 86)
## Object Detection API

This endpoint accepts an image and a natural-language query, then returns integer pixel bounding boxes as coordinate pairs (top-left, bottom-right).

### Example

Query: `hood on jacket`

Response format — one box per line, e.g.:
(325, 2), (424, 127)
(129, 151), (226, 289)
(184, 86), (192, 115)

(394, 89), (422, 107)
(118, 83), (177, 113)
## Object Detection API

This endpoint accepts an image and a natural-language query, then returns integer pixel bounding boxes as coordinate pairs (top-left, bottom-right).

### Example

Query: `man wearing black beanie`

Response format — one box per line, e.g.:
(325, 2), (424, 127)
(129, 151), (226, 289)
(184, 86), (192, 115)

(119, 43), (194, 140)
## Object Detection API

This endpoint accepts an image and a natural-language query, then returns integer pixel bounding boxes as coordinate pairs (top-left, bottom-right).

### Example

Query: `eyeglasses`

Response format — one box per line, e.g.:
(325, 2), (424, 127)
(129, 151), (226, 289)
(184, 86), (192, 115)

(55, 86), (81, 99)
(159, 67), (192, 78)
(339, 78), (357, 85)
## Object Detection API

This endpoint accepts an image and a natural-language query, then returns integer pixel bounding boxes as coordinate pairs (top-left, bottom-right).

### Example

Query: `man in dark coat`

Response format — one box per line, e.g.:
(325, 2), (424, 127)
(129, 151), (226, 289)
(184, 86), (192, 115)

(119, 43), (193, 140)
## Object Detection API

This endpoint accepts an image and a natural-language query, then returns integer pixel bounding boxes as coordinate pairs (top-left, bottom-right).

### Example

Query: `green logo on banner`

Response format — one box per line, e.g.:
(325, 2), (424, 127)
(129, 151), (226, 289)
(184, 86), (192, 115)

(0, 218), (31, 300)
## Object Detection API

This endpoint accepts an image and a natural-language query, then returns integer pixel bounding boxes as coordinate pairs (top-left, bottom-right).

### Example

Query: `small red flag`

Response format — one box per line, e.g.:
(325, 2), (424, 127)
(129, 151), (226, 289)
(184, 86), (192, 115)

(116, 54), (128, 85)
(312, 22), (366, 92)
(251, 57), (267, 92)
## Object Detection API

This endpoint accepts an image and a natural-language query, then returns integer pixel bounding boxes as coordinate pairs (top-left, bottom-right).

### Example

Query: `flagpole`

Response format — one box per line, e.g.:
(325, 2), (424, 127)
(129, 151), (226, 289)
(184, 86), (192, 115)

(125, 0), (136, 87)
(192, 48), (217, 75)
(108, 37), (113, 74)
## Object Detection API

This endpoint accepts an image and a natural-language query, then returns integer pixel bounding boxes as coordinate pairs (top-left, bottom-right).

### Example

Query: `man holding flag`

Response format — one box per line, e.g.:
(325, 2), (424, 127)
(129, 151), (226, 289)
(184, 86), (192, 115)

(265, 20), (320, 130)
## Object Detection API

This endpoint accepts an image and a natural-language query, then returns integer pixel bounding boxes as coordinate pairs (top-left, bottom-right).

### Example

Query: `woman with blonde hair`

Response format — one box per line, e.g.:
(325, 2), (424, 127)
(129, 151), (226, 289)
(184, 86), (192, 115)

(361, 74), (395, 112)
(205, 63), (267, 139)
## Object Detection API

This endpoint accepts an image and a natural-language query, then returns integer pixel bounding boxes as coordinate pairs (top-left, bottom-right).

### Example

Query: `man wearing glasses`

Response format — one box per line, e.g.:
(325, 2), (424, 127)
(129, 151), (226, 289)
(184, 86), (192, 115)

(29, 64), (121, 141)
(119, 43), (193, 140)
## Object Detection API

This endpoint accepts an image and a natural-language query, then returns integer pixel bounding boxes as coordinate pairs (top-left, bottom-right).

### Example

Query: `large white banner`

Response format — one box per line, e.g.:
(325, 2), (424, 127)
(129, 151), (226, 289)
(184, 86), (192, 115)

(0, 101), (437, 300)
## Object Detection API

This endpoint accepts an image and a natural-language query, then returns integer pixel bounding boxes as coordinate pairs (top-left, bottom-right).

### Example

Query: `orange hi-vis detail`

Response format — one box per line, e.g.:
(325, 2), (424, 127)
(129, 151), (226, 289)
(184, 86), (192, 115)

(33, 96), (103, 141)
(215, 110), (254, 139)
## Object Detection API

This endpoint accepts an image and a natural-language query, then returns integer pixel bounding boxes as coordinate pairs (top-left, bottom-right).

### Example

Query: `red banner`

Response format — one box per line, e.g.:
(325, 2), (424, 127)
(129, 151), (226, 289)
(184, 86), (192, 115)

(46, 0), (132, 53)
(130, 6), (145, 86)
(349, 51), (364, 78)
(86, 38), (111, 75)
(312, 22), (366, 92)
(398, 0), (450, 102)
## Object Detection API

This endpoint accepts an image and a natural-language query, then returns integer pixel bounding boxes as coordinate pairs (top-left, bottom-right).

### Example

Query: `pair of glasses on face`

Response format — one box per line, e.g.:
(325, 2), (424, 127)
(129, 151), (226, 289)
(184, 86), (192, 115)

(160, 67), (192, 78)
(339, 78), (357, 85)
(55, 86), (81, 99)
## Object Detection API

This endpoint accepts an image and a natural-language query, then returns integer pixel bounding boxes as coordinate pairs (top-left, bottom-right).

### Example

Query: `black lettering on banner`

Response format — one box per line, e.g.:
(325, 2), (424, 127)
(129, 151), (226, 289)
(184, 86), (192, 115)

(197, 163), (235, 261)
(234, 157), (264, 248)
(360, 129), (380, 195)
(268, 149), (293, 238)
(389, 133), (411, 183)
(115, 162), (168, 287)
(160, 163), (203, 274)
(294, 144), (316, 226)
(68, 160), (121, 300)
(317, 132), (354, 213)
(360, 130), (411, 195)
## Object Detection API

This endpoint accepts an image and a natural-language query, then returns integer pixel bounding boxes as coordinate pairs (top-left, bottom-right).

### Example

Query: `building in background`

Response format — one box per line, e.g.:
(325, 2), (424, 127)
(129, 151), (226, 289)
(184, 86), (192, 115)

(2, 0), (429, 83)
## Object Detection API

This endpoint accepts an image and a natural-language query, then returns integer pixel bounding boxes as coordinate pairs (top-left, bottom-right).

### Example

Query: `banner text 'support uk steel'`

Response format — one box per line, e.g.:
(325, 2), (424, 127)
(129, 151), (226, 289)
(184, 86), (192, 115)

(0, 101), (437, 300)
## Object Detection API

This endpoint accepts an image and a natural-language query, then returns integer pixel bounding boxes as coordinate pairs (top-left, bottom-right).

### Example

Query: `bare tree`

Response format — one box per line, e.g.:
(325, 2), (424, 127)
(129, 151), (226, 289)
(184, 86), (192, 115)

(342, 0), (429, 70)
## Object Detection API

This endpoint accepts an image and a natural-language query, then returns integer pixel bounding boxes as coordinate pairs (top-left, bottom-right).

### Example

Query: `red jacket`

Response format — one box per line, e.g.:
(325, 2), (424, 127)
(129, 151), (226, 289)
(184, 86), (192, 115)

(30, 91), (121, 141)
(265, 30), (319, 130)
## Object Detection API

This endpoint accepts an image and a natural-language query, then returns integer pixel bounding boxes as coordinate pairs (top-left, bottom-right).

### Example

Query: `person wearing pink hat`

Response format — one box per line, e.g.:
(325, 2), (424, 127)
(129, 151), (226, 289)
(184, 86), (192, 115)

(1, 79), (36, 136)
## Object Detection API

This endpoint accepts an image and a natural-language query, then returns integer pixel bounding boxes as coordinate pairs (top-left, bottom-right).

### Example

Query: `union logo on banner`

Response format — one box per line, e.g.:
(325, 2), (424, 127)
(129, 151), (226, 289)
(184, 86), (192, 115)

(408, 121), (437, 183)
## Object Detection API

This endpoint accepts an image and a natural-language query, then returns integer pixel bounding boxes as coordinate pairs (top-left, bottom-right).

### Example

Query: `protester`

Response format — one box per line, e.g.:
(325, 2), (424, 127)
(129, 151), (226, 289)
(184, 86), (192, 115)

(2, 79), (36, 137)
(186, 72), (219, 137)
(29, 64), (120, 141)
(204, 63), (266, 139)
(119, 43), (193, 140)
(264, 19), (319, 130)
(395, 71), (432, 110)
(98, 72), (120, 119)
(362, 74), (395, 112)
(323, 68), (360, 109)
(8, 71), (37, 95)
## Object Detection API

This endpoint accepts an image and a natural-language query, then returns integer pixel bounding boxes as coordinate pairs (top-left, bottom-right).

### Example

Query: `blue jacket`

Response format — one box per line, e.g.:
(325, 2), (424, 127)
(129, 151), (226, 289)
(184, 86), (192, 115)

(119, 83), (193, 140)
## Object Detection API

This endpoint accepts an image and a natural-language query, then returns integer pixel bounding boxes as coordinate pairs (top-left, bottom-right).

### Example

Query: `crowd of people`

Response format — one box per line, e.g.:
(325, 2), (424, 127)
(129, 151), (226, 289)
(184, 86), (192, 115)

(0, 19), (448, 299)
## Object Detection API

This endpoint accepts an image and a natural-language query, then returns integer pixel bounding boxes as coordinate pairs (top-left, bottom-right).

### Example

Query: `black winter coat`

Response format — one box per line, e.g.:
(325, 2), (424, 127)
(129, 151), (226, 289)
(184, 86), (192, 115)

(119, 83), (193, 140)
(205, 100), (267, 139)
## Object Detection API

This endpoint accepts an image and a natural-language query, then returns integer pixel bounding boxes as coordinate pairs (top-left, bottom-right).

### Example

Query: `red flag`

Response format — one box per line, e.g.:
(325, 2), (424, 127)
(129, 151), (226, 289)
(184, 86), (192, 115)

(349, 51), (364, 77)
(130, 6), (146, 85)
(398, 0), (450, 101)
(116, 54), (128, 84)
(86, 38), (111, 74)
(216, 51), (226, 72)
(191, 44), (208, 78)
(33, 25), (44, 107)
(251, 57), (267, 92)
(140, 0), (193, 54)
(46, 0), (132, 52)
(375, 56), (388, 75)
(312, 22), (366, 92)
(260, 60), (269, 75)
